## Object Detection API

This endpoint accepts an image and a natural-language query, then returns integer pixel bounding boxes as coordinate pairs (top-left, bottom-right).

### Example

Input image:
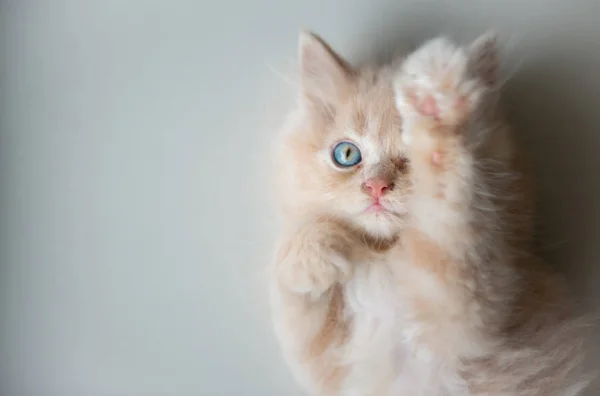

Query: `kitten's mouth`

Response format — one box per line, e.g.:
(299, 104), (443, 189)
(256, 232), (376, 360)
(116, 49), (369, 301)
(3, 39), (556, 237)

(366, 203), (385, 213)
(365, 202), (390, 214)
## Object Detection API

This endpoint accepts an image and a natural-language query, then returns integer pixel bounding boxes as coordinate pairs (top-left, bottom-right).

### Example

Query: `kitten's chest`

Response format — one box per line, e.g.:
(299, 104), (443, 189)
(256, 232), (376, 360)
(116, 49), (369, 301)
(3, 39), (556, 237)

(342, 249), (438, 322)
(341, 254), (457, 395)
(341, 255), (466, 396)
(343, 247), (466, 345)
(343, 253), (405, 320)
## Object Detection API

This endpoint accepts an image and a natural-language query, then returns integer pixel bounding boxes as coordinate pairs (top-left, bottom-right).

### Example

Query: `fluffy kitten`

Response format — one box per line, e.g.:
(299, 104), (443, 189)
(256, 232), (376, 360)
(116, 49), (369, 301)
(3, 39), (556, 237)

(269, 31), (591, 396)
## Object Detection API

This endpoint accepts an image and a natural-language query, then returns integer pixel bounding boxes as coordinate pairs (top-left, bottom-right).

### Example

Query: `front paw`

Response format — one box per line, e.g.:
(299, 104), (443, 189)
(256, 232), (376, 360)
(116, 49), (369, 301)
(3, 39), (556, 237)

(395, 37), (485, 144)
(275, 230), (353, 299)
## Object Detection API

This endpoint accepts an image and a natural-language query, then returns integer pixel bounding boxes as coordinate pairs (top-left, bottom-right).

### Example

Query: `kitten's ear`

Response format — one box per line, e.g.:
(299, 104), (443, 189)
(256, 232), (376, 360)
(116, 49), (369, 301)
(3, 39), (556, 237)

(468, 32), (499, 86)
(298, 31), (352, 113)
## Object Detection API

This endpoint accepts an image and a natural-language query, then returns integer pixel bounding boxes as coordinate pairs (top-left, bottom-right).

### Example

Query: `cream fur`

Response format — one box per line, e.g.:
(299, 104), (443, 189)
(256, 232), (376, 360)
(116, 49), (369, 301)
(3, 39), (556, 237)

(269, 32), (592, 396)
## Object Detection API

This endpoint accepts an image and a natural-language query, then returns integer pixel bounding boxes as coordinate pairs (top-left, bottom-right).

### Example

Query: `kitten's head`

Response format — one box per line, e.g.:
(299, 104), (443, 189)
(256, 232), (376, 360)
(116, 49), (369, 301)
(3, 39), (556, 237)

(274, 32), (411, 239)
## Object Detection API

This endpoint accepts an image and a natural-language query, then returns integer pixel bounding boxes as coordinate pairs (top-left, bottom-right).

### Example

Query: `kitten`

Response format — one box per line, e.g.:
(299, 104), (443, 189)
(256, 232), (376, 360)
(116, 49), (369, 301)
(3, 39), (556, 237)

(269, 31), (591, 396)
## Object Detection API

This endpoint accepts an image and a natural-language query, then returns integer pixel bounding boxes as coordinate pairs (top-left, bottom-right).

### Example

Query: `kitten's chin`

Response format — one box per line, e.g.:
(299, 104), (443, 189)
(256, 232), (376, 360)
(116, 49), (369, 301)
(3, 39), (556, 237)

(357, 213), (403, 240)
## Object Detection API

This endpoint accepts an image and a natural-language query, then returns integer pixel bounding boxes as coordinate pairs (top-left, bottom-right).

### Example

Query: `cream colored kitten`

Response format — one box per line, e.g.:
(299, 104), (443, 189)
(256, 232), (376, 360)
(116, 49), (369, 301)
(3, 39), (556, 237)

(269, 31), (591, 396)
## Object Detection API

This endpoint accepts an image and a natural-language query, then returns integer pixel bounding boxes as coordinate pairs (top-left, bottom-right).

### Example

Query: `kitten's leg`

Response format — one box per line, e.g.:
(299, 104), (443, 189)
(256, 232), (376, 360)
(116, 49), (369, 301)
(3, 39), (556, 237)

(269, 218), (355, 395)
(393, 39), (513, 359)
(272, 218), (355, 299)
(395, 38), (488, 257)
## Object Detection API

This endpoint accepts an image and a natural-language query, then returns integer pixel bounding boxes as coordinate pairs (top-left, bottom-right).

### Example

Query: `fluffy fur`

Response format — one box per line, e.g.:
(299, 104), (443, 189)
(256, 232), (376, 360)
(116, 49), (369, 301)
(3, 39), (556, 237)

(268, 31), (591, 396)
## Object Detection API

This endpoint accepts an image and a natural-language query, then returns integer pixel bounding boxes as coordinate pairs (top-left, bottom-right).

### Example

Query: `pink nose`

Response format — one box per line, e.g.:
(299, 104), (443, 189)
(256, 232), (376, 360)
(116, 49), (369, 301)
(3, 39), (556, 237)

(363, 178), (391, 199)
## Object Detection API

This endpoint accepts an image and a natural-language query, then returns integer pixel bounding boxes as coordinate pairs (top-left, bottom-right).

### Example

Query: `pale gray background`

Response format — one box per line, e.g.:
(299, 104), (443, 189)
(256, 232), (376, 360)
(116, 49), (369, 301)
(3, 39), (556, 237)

(1, 0), (599, 395)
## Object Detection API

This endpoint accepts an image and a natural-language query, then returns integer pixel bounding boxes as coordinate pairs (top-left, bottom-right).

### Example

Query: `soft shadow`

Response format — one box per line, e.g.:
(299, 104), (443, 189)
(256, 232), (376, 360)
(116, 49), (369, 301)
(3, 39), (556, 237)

(356, 7), (600, 302)
(356, 7), (600, 391)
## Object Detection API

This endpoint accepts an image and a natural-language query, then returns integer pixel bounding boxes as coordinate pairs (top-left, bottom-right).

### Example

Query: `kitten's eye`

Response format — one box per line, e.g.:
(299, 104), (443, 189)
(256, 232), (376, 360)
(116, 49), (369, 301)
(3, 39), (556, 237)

(332, 141), (362, 168)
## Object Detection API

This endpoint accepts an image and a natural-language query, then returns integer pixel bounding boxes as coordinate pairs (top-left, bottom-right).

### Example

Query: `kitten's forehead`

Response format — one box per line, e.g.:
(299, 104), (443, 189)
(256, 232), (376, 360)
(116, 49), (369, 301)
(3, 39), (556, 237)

(346, 68), (402, 153)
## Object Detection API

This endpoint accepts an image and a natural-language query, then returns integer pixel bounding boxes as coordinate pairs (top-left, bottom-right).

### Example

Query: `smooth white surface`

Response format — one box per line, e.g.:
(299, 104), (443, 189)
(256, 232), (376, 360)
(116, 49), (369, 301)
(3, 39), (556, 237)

(1, 1), (598, 395)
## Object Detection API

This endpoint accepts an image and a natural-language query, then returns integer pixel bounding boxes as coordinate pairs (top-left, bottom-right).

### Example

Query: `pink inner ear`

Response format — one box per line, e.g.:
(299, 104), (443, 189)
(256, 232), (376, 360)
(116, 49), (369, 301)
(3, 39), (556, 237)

(471, 38), (498, 86)
(301, 48), (320, 76)
(299, 34), (342, 85)
(480, 61), (496, 86)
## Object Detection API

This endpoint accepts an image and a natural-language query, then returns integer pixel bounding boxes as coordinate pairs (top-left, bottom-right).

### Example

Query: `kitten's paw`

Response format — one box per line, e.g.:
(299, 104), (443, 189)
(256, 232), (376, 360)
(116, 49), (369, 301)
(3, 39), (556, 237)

(289, 251), (351, 299)
(395, 38), (485, 134)
(275, 230), (353, 299)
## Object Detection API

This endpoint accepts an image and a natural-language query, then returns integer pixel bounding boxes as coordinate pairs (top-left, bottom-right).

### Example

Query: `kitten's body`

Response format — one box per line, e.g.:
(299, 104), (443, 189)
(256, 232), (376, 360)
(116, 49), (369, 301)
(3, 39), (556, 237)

(269, 33), (590, 396)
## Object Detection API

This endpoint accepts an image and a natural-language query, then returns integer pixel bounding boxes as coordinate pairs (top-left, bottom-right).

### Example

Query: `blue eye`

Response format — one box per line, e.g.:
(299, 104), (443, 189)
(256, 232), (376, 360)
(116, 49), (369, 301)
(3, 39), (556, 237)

(332, 141), (362, 167)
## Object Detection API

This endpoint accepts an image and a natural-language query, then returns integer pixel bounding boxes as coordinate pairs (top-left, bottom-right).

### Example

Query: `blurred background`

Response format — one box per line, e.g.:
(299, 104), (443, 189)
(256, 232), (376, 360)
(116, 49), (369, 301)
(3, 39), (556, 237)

(1, 0), (599, 395)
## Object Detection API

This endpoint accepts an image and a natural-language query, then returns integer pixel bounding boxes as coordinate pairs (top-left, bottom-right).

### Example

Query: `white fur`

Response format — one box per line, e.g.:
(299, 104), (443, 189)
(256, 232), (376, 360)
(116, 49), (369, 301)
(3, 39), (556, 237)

(270, 33), (591, 396)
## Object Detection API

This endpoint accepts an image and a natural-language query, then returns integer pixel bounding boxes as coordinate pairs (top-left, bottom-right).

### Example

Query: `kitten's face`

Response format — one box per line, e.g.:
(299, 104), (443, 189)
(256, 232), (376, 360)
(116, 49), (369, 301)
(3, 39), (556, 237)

(275, 34), (411, 238)
(305, 76), (411, 237)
